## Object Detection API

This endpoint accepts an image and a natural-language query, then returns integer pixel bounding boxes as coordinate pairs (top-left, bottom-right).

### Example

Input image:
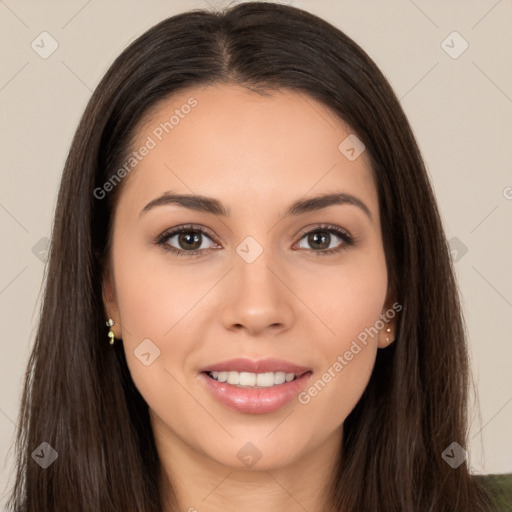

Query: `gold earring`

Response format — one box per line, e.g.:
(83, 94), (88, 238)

(106, 318), (115, 346)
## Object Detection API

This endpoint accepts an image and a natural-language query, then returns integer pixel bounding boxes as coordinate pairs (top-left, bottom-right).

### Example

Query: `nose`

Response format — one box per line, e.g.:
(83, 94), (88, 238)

(220, 249), (295, 337)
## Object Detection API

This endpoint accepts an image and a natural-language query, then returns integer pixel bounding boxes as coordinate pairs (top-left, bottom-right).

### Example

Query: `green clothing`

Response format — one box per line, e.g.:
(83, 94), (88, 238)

(475, 473), (512, 511)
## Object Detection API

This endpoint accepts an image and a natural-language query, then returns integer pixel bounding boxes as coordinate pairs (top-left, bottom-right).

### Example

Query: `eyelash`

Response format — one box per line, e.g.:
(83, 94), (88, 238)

(154, 223), (355, 258)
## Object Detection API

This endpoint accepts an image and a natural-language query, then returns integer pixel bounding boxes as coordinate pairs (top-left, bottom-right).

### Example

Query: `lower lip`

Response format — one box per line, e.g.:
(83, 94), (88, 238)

(199, 371), (313, 414)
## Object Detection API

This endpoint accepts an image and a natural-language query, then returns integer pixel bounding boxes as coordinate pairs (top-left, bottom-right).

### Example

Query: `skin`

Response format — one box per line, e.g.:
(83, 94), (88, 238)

(103, 84), (397, 512)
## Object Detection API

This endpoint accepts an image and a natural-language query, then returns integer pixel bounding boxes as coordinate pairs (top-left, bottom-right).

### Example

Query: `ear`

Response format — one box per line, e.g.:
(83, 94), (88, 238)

(377, 289), (400, 349)
(102, 264), (121, 339)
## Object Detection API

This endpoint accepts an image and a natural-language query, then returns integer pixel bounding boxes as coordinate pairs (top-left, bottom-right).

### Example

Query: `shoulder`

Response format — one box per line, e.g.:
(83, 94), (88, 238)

(473, 473), (512, 511)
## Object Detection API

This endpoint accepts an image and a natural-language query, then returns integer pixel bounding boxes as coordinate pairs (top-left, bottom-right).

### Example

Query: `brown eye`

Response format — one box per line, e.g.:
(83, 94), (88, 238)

(156, 225), (219, 257)
(305, 231), (331, 250)
(296, 225), (354, 255)
(177, 231), (203, 250)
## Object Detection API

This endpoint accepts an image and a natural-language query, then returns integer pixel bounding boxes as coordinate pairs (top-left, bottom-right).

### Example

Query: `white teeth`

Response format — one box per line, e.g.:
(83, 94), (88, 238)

(207, 370), (298, 387)
(274, 372), (286, 385)
(239, 372), (256, 386)
(227, 371), (239, 385)
(256, 372), (274, 387)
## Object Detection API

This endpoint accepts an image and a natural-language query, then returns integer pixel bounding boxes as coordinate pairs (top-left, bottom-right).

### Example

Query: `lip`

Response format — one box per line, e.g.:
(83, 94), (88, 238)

(199, 357), (312, 375)
(199, 368), (313, 415)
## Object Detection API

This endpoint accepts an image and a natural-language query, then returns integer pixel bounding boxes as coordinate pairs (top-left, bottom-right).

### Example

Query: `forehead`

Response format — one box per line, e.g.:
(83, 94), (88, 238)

(117, 84), (378, 220)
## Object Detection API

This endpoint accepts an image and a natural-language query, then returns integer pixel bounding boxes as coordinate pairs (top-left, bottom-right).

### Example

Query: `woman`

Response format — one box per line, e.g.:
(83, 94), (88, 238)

(7, 2), (502, 511)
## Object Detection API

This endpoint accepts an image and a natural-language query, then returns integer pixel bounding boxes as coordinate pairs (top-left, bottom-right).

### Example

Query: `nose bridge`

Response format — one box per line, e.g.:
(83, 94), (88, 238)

(220, 234), (295, 334)
(234, 236), (283, 305)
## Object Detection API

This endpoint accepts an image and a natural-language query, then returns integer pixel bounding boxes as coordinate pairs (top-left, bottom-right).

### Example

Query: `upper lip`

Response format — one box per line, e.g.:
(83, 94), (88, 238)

(200, 358), (312, 376)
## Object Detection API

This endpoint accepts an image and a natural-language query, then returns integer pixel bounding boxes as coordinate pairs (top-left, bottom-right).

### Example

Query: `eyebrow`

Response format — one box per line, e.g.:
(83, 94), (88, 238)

(139, 191), (372, 220)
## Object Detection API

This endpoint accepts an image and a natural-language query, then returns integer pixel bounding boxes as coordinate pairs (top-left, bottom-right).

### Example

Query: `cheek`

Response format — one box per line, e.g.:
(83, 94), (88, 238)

(113, 265), (166, 338)
(111, 234), (203, 339)
(298, 343), (377, 440)
(109, 236), (213, 400)
(110, 246), (192, 418)
(295, 250), (387, 423)
(301, 245), (388, 346)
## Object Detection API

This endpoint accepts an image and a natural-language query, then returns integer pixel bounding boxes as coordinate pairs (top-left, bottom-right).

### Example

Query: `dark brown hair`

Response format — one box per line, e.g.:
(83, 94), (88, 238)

(7, 2), (492, 511)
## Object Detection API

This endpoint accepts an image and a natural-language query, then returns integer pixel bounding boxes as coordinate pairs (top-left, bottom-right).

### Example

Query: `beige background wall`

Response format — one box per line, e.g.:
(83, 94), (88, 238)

(1, 0), (511, 504)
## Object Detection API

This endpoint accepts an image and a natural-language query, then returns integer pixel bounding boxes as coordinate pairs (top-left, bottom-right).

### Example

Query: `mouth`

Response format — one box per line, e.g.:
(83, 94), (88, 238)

(198, 358), (313, 414)
(200, 357), (311, 375)
(203, 370), (307, 388)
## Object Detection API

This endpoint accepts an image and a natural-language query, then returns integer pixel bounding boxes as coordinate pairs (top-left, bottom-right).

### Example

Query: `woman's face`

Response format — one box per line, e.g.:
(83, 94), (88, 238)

(104, 84), (395, 471)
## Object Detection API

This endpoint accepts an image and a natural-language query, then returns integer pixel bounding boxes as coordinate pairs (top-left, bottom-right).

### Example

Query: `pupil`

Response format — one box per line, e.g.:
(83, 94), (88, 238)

(179, 231), (201, 250)
(309, 232), (329, 250)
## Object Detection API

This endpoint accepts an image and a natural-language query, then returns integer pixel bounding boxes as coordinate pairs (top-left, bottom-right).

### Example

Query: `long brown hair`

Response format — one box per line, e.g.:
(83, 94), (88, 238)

(7, 2), (492, 511)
